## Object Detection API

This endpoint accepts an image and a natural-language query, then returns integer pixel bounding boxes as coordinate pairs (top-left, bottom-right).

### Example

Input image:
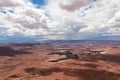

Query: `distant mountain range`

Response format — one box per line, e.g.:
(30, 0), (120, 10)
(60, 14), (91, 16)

(0, 35), (120, 44)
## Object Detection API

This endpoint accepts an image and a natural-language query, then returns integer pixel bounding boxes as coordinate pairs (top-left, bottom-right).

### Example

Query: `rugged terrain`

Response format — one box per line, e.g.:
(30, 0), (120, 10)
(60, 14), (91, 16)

(0, 40), (120, 80)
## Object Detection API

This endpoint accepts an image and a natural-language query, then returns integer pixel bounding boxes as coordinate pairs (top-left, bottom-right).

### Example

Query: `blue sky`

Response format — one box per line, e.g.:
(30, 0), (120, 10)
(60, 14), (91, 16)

(30, 0), (46, 8)
(0, 0), (120, 42)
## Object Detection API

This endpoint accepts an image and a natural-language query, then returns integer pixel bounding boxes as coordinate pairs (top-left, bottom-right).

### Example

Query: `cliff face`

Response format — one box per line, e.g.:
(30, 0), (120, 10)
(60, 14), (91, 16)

(0, 46), (32, 56)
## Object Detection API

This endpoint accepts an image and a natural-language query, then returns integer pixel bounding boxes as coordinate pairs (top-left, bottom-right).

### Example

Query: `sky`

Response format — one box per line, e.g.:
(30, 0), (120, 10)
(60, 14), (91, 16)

(0, 0), (120, 42)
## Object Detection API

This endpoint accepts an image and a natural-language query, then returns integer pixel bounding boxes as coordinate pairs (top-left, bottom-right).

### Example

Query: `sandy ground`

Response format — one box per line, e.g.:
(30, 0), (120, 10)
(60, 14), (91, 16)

(0, 41), (120, 80)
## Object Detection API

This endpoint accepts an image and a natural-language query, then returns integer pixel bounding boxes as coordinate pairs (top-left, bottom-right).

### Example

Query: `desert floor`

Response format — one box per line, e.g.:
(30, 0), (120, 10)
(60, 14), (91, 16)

(0, 41), (120, 80)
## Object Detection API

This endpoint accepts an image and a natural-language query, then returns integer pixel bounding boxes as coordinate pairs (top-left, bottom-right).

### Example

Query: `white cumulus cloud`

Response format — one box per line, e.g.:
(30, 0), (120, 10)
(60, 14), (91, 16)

(0, 0), (120, 40)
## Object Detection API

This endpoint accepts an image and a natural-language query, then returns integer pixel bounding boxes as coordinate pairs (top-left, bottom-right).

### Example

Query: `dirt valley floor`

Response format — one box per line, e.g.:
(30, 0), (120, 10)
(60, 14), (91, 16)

(0, 40), (120, 80)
